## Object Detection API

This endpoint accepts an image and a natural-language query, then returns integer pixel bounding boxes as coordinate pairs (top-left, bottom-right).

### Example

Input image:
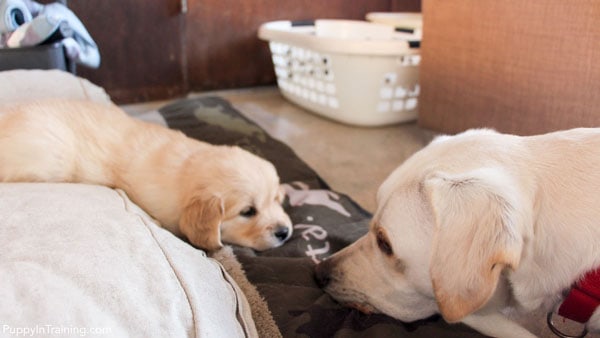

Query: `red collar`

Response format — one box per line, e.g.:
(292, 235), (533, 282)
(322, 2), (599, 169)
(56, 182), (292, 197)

(558, 267), (600, 323)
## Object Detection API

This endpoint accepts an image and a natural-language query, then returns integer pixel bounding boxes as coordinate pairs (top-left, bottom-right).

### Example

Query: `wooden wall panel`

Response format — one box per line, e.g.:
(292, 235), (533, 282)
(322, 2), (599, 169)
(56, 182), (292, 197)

(68, 0), (186, 103)
(391, 0), (422, 11)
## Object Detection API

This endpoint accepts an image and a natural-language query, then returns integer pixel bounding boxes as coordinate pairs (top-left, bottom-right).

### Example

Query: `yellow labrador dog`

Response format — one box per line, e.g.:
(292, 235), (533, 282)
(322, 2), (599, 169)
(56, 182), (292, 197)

(0, 99), (292, 251)
(316, 128), (600, 337)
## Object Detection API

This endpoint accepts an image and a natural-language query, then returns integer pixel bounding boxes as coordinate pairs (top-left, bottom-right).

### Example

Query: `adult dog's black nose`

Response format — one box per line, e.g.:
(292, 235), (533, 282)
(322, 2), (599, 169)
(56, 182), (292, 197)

(274, 225), (290, 242)
(314, 260), (331, 288)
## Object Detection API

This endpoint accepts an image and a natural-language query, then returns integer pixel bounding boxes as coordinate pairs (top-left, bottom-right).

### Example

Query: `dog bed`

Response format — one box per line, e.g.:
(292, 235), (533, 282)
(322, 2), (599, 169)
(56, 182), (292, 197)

(156, 96), (484, 337)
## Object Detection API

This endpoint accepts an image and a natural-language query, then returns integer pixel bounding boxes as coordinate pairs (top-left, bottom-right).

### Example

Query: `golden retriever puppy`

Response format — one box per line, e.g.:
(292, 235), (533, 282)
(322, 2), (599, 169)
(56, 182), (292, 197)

(0, 99), (292, 251)
(316, 128), (600, 337)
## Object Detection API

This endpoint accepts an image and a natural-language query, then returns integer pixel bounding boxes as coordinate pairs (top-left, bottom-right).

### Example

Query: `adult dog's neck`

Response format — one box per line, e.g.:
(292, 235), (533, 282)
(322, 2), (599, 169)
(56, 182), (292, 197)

(509, 128), (600, 313)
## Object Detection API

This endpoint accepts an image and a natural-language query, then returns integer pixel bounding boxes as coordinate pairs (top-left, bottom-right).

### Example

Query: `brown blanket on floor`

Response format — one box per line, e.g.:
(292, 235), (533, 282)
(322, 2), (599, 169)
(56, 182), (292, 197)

(158, 96), (484, 337)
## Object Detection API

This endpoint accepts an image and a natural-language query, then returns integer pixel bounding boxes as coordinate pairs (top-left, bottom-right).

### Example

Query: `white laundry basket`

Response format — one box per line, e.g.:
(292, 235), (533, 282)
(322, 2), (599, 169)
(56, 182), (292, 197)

(258, 18), (421, 127)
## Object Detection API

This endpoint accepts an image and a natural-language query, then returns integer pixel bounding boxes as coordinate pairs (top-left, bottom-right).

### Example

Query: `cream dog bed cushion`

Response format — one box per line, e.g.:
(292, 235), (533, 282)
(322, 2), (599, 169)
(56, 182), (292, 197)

(0, 69), (111, 104)
(0, 183), (256, 337)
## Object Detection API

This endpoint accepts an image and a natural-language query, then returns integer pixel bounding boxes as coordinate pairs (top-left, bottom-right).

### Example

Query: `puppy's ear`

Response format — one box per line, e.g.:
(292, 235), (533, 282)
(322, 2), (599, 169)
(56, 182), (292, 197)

(425, 167), (526, 323)
(179, 195), (224, 251)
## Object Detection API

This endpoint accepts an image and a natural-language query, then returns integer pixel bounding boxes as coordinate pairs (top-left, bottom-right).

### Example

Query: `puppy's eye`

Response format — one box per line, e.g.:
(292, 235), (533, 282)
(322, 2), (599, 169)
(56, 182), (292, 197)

(240, 206), (257, 218)
(376, 229), (393, 256)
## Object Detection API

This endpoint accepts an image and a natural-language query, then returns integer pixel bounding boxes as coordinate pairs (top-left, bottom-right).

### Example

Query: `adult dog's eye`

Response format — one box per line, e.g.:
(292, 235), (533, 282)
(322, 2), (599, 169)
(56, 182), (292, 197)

(376, 229), (393, 256)
(240, 206), (257, 218)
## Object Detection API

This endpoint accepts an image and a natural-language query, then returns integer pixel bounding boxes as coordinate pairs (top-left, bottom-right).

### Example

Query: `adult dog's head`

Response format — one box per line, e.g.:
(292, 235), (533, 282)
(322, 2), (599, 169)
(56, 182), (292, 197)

(315, 129), (533, 323)
(179, 146), (292, 251)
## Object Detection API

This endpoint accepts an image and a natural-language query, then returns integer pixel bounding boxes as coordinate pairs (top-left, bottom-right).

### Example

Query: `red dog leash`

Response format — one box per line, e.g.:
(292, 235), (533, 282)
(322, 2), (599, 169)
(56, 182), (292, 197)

(547, 267), (600, 337)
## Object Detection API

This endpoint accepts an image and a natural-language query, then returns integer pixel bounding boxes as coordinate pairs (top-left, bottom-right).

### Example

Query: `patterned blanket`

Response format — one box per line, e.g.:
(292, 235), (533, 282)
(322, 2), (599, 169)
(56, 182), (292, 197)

(158, 97), (484, 338)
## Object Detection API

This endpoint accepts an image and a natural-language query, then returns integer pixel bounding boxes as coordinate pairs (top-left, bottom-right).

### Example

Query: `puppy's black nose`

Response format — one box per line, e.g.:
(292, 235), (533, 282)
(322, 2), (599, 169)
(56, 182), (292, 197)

(274, 225), (290, 242)
(314, 261), (331, 288)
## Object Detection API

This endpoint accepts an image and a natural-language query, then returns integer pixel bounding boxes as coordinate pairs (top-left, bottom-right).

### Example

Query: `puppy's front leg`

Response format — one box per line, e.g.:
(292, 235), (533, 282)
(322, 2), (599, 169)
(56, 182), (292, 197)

(462, 313), (538, 338)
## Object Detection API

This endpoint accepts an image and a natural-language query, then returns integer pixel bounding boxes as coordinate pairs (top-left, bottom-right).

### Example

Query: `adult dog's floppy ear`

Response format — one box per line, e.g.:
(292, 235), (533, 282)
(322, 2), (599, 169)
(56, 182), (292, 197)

(425, 167), (526, 323)
(179, 195), (224, 251)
